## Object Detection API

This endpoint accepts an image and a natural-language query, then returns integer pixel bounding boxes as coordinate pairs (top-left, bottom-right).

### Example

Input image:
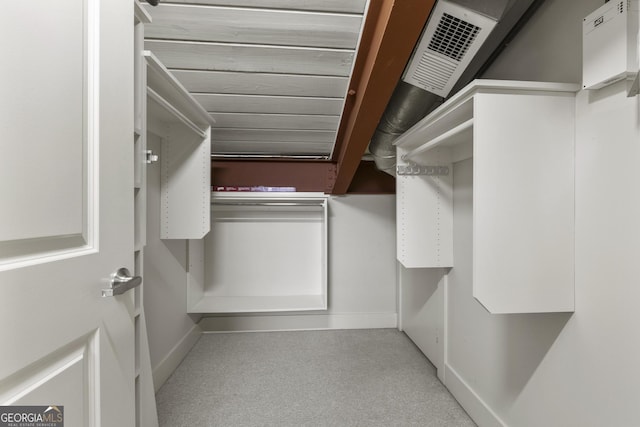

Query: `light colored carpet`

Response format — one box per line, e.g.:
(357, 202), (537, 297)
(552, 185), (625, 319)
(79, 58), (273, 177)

(156, 329), (476, 427)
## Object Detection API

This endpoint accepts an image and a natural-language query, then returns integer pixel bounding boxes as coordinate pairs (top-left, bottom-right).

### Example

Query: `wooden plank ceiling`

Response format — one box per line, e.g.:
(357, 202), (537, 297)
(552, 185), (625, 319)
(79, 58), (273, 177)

(143, 0), (435, 193)
(143, 0), (367, 158)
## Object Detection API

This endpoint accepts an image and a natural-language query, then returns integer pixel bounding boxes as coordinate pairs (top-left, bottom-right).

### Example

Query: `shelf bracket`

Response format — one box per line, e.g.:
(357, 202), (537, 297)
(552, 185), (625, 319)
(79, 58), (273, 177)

(397, 164), (449, 176)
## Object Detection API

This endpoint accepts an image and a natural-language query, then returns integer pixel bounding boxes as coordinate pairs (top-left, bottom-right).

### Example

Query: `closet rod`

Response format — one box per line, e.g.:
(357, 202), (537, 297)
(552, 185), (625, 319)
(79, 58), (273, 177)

(213, 201), (325, 207)
(401, 118), (473, 161)
(211, 154), (330, 160)
(147, 87), (207, 138)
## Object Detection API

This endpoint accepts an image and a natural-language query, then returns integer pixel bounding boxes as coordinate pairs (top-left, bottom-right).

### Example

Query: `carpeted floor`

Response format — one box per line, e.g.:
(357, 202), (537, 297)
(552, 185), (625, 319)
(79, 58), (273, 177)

(156, 329), (476, 426)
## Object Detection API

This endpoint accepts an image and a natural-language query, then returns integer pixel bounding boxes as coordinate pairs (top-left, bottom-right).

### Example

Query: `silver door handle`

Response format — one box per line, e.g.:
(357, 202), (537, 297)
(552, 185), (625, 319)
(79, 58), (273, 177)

(102, 268), (142, 297)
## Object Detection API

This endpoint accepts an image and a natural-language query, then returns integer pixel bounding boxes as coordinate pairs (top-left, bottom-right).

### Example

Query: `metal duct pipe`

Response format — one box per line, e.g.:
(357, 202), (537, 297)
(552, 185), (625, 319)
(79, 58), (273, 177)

(370, 81), (442, 176)
(369, 0), (541, 176)
(449, 0), (511, 20)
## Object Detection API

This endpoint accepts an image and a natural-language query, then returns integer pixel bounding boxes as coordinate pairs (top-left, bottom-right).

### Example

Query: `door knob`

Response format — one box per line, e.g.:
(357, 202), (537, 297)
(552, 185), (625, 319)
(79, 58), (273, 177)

(102, 268), (142, 297)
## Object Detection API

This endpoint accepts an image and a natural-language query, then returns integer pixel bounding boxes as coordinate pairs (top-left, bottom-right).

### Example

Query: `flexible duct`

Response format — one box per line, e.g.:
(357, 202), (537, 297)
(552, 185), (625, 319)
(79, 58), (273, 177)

(370, 82), (442, 175)
(369, 0), (538, 176)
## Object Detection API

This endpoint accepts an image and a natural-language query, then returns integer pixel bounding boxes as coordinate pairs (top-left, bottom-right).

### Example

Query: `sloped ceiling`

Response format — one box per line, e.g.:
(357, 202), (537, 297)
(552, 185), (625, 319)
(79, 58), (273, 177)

(143, 0), (367, 158)
(142, 0), (436, 193)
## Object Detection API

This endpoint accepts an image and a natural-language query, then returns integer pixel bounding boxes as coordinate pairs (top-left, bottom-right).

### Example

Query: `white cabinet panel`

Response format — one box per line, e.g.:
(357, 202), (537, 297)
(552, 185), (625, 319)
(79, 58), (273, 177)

(473, 92), (575, 313)
(396, 80), (577, 314)
(396, 149), (453, 269)
(145, 52), (214, 239)
(0, 0), (85, 246)
(188, 192), (328, 313)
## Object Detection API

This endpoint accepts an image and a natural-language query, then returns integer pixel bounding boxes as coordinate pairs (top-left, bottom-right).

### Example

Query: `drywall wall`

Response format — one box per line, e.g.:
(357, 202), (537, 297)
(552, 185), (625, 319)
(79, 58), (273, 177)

(326, 195), (396, 313)
(144, 133), (201, 391)
(482, 0), (591, 83)
(446, 84), (640, 427)
(436, 0), (640, 425)
(200, 194), (398, 331)
(447, 159), (575, 426)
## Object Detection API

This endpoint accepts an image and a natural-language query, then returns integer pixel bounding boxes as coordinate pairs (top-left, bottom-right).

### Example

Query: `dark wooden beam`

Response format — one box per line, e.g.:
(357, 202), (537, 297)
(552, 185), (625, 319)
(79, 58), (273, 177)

(212, 160), (394, 194)
(330, 0), (435, 194)
(329, 0), (383, 164)
(212, 160), (334, 193)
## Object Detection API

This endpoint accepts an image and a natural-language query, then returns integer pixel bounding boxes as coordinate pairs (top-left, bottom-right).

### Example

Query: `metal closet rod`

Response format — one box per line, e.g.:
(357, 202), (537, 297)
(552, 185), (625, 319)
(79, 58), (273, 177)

(213, 201), (325, 207)
(210, 154), (330, 160)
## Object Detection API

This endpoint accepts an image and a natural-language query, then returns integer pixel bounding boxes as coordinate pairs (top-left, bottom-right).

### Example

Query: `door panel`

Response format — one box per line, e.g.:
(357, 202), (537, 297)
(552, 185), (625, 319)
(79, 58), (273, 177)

(0, 0), (94, 264)
(0, 0), (136, 426)
(0, 333), (98, 426)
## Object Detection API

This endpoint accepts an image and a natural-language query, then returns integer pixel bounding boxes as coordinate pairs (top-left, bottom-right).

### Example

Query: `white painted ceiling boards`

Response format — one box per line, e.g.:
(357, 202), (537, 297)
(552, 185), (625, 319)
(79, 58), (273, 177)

(143, 0), (368, 158)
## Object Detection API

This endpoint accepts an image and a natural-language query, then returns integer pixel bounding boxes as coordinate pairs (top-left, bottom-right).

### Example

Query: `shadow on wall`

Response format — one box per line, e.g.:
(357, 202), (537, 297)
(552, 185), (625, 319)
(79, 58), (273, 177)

(143, 249), (201, 328)
(496, 311), (572, 405)
(143, 239), (188, 292)
(448, 156), (573, 410)
(164, 239), (188, 272)
(402, 267), (446, 321)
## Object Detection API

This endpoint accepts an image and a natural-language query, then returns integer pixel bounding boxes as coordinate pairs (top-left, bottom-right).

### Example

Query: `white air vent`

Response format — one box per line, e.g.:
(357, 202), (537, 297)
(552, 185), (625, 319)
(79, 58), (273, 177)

(403, 1), (497, 97)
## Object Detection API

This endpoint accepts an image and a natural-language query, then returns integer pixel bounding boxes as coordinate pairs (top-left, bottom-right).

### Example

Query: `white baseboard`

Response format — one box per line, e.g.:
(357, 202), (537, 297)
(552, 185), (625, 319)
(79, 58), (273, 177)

(444, 364), (506, 427)
(199, 312), (398, 333)
(152, 324), (202, 392)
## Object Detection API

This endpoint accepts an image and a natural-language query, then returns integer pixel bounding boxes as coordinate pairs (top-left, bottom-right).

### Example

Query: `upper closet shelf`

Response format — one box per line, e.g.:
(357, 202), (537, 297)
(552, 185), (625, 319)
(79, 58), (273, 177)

(394, 80), (580, 163)
(144, 50), (214, 135)
(134, 1), (152, 24)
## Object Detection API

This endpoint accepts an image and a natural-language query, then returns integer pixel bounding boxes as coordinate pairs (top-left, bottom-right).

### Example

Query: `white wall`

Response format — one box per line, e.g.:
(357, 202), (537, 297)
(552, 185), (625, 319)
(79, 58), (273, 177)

(483, 0), (590, 83)
(200, 194), (398, 331)
(144, 133), (201, 390)
(327, 195), (397, 314)
(432, 0), (640, 425)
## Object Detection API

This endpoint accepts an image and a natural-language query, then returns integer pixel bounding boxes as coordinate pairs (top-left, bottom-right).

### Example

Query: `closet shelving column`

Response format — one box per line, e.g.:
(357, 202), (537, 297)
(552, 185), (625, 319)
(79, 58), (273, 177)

(133, 2), (158, 427)
(394, 79), (579, 314)
(144, 51), (214, 240)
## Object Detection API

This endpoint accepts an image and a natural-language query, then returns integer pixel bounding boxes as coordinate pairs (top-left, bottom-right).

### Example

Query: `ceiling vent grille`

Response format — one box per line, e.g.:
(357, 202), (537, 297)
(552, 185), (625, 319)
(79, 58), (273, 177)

(429, 13), (481, 61)
(403, 1), (497, 97)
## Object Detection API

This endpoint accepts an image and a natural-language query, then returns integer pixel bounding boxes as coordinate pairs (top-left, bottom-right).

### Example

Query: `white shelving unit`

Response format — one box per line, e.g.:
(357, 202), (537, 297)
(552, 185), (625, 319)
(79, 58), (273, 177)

(395, 80), (579, 314)
(187, 192), (329, 313)
(132, 3), (158, 427)
(145, 51), (214, 239)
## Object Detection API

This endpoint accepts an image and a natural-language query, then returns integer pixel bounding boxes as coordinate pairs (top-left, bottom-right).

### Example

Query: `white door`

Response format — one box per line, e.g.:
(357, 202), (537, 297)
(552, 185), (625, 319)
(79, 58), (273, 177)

(0, 1), (137, 426)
